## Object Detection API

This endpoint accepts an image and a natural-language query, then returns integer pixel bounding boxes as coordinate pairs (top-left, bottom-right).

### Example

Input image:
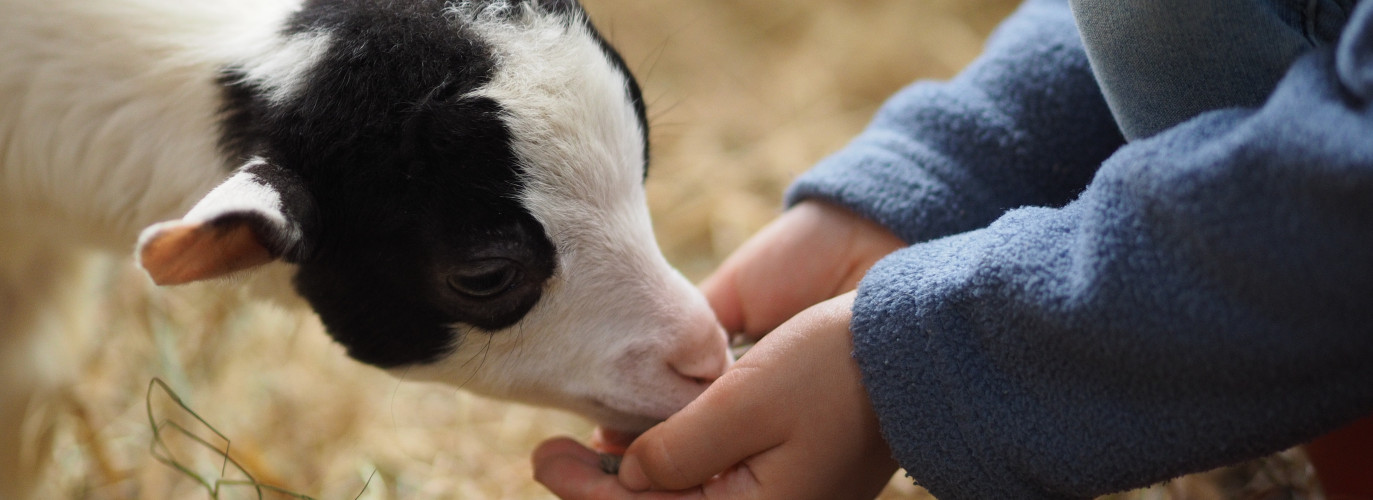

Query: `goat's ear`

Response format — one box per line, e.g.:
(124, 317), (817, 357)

(137, 159), (315, 286)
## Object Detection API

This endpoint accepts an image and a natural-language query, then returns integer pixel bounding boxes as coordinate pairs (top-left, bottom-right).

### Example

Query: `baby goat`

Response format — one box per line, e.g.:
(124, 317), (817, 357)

(0, 0), (730, 492)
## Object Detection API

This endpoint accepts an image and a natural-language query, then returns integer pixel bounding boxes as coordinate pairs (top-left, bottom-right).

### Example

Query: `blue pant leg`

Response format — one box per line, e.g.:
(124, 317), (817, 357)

(1070, 0), (1356, 140)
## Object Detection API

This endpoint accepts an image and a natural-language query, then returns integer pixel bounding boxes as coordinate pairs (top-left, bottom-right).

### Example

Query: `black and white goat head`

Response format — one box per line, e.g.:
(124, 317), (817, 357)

(7, 0), (731, 437)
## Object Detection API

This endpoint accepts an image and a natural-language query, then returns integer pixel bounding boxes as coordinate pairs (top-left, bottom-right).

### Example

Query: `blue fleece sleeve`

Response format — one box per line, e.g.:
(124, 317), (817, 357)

(785, 0), (1124, 244)
(852, 6), (1373, 499)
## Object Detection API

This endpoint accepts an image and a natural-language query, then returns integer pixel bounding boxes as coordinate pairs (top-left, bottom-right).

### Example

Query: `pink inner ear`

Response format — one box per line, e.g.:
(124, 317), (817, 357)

(139, 222), (274, 286)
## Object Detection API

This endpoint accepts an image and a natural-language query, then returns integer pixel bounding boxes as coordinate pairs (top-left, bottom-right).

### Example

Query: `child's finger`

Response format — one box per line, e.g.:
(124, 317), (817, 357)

(533, 438), (634, 499)
(617, 368), (785, 492)
(698, 264), (746, 335)
(535, 437), (725, 500)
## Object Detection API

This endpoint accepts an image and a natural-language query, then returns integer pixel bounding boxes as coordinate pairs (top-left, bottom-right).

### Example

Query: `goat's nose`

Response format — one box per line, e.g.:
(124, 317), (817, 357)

(666, 320), (731, 385)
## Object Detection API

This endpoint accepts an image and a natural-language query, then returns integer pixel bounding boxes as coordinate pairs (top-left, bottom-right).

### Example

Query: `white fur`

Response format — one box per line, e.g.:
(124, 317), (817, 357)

(234, 31), (336, 106)
(0, 0), (316, 246)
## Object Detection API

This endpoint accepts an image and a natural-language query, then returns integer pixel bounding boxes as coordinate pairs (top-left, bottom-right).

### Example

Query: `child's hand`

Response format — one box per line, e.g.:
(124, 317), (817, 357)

(532, 201), (903, 499)
(702, 200), (906, 340)
(533, 292), (899, 499)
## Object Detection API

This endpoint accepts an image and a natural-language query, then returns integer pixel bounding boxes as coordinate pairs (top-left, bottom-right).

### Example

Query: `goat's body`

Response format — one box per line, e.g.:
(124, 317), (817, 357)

(0, 0), (307, 246)
(0, 4), (275, 493)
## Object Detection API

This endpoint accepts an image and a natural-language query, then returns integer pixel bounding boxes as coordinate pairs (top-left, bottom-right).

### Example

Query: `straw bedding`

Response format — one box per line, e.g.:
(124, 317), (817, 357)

(25, 0), (1320, 498)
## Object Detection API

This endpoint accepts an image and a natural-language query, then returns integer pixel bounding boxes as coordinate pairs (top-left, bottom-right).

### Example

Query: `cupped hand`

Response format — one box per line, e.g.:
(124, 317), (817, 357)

(533, 292), (899, 500)
(701, 200), (905, 340)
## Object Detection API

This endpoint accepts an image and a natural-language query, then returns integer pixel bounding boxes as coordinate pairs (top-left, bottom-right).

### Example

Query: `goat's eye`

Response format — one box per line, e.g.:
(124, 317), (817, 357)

(447, 259), (522, 299)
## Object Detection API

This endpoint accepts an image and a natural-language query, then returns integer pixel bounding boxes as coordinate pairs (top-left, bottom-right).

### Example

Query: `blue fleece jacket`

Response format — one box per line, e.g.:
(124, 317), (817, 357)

(786, 0), (1373, 498)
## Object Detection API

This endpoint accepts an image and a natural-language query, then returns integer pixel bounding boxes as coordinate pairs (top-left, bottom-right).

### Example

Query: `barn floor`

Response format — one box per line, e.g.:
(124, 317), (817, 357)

(25, 0), (1325, 498)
